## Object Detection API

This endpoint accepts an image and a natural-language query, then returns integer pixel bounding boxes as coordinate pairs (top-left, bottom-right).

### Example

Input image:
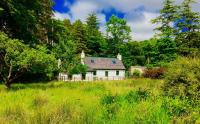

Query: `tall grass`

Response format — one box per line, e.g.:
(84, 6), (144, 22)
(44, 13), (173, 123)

(0, 79), (198, 124)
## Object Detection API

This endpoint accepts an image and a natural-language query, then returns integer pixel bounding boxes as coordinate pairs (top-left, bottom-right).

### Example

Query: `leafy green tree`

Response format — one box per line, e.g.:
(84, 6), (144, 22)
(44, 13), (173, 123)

(106, 15), (131, 55)
(120, 42), (145, 69)
(142, 39), (159, 66)
(86, 13), (107, 56)
(163, 57), (200, 106)
(53, 35), (77, 73)
(72, 20), (88, 53)
(0, 32), (57, 88)
(47, 19), (72, 47)
(0, 0), (53, 45)
(156, 37), (177, 66)
(68, 64), (87, 76)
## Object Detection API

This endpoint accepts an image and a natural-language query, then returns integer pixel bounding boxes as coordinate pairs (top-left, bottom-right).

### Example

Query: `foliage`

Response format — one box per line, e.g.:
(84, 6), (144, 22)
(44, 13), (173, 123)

(120, 41), (145, 69)
(106, 15), (131, 55)
(143, 68), (166, 79)
(142, 39), (158, 65)
(0, 0), (54, 44)
(125, 88), (150, 103)
(69, 64), (88, 75)
(163, 57), (200, 106)
(0, 32), (57, 88)
(152, 0), (178, 38)
(72, 20), (88, 53)
(2, 79), (198, 123)
(86, 13), (107, 56)
(156, 37), (177, 66)
(132, 70), (141, 78)
(53, 36), (77, 73)
(175, 0), (200, 56)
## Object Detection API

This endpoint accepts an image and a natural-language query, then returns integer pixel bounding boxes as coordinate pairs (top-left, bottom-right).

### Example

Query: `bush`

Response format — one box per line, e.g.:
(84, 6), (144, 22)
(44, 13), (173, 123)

(163, 57), (200, 106)
(125, 88), (150, 103)
(100, 94), (122, 119)
(143, 67), (166, 79)
(132, 70), (141, 78)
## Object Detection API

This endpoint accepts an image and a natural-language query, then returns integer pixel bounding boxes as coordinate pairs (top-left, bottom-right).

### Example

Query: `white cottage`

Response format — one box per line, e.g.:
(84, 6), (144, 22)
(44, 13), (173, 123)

(59, 51), (126, 81)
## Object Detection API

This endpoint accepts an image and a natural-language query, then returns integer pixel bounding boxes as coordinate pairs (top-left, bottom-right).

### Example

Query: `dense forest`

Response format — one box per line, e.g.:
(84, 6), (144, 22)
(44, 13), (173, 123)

(0, 0), (200, 87)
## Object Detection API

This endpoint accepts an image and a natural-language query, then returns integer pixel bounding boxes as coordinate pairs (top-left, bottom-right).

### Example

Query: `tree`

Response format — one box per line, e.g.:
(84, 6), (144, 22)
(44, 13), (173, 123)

(152, 0), (178, 38)
(142, 39), (159, 66)
(151, 0), (178, 65)
(47, 19), (72, 46)
(0, 32), (57, 88)
(119, 42), (145, 69)
(0, 0), (54, 45)
(175, 0), (200, 56)
(106, 15), (131, 55)
(156, 37), (177, 66)
(72, 20), (88, 53)
(86, 13), (107, 56)
(53, 35), (77, 73)
(68, 64), (87, 76)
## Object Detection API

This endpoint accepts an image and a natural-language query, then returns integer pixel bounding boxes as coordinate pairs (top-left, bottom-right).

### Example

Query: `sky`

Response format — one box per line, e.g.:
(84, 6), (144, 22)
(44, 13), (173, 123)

(53, 0), (200, 41)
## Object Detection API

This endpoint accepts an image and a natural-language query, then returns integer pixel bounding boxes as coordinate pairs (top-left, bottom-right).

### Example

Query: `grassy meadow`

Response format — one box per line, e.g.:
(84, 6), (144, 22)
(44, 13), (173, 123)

(0, 79), (199, 124)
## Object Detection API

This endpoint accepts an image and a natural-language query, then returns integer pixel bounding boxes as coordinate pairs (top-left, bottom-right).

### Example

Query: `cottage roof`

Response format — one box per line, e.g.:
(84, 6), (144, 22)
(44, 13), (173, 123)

(84, 57), (125, 71)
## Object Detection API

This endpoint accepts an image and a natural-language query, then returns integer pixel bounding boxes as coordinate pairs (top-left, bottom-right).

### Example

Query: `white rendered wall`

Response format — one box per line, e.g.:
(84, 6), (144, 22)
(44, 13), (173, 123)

(86, 72), (93, 81)
(96, 70), (125, 80)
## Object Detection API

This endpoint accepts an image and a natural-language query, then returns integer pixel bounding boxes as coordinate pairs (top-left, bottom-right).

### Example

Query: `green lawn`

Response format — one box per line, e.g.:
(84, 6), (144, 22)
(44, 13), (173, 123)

(0, 79), (197, 124)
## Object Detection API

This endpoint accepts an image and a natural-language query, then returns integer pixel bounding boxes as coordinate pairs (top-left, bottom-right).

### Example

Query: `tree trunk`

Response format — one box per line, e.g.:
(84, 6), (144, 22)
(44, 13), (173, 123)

(5, 79), (12, 89)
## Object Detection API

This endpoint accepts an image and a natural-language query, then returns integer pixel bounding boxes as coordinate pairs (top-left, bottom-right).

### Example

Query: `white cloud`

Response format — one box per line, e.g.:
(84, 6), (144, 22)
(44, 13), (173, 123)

(53, 11), (71, 20)
(69, 1), (99, 22)
(127, 12), (160, 41)
(54, 0), (200, 40)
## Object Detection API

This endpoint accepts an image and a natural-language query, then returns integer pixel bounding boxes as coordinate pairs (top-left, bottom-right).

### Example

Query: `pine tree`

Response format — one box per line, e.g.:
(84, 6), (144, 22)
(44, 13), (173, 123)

(72, 20), (88, 53)
(152, 0), (178, 64)
(86, 13), (106, 56)
(152, 0), (178, 38)
(175, 0), (200, 53)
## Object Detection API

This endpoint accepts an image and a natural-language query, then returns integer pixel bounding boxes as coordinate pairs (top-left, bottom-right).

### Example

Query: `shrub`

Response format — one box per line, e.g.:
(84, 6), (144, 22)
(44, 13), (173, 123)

(125, 88), (150, 103)
(143, 67), (166, 79)
(100, 94), (121, 106)
(132, 70), (141, 78)
(100, 94), (122, 119)
(163, 57), (200, 106)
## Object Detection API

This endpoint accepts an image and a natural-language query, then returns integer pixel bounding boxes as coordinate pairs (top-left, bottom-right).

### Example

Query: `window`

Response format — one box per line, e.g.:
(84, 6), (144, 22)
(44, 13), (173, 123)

(93, 71), (96, 76)
(91, 59), (95, 63)
(116, 71), (119, 76)
(105, 71), (108, 77)
(112, 60), (116, 64)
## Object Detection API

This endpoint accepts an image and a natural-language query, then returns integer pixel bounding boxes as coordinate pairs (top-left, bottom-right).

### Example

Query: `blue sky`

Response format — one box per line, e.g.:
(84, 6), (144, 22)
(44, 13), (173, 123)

(53, 0), (200, 41)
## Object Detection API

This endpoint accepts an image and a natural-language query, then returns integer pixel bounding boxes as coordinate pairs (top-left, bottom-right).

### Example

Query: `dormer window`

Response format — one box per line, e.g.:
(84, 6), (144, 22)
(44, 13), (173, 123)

(112, 60), (116, 64)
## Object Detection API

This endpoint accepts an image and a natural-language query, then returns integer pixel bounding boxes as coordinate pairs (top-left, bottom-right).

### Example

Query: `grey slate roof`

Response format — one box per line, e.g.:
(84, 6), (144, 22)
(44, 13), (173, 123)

(84, 57), (125, 71)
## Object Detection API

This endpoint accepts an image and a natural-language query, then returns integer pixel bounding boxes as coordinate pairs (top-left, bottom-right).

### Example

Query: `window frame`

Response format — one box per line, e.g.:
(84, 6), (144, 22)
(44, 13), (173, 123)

(93, 71), (96, 76)
(105, 71), (108, 77)
(116, 70), (119, 76)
